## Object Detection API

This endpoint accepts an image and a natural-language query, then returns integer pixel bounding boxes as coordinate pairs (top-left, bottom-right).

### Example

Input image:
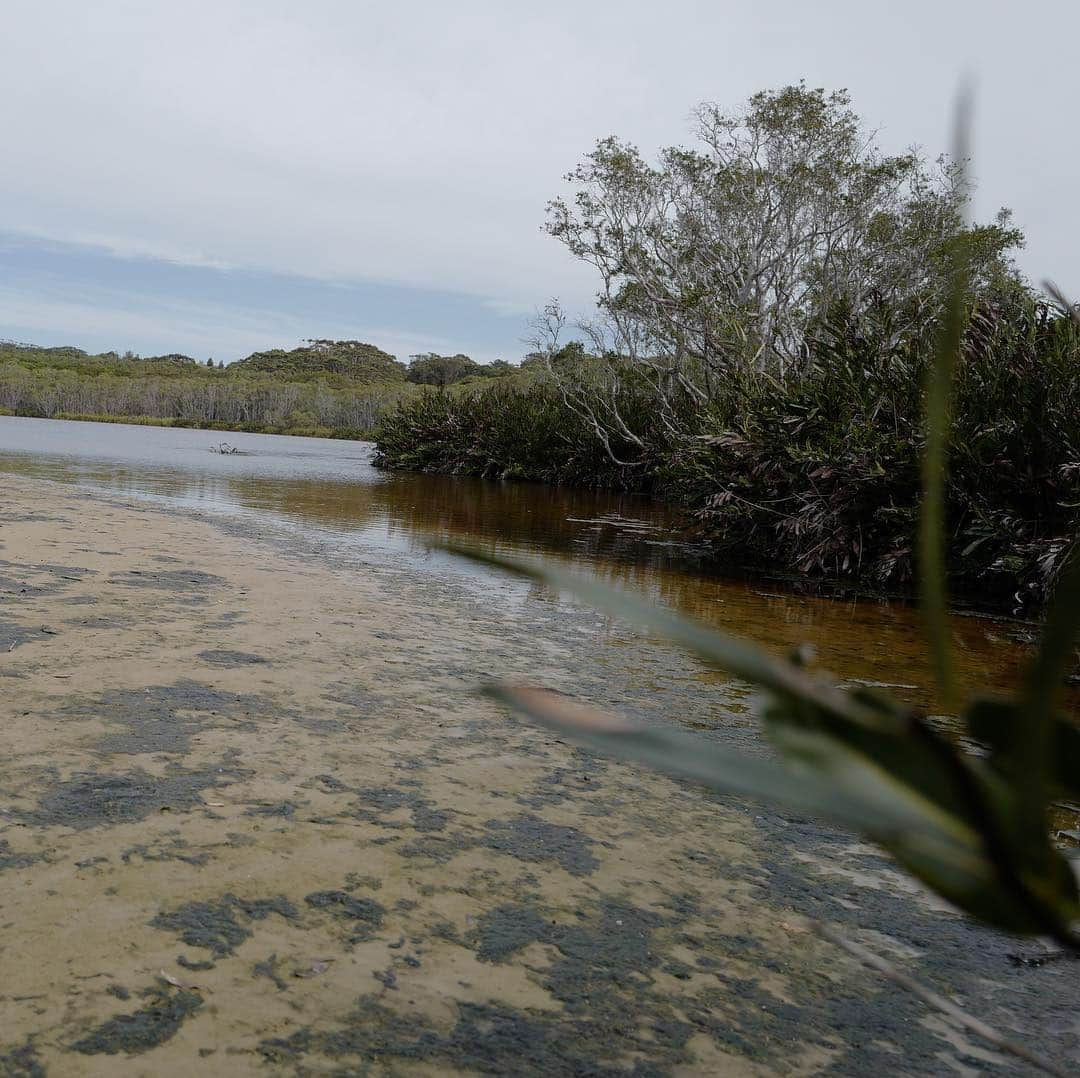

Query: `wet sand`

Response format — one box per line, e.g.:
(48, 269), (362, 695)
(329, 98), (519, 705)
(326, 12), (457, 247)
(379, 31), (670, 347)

(1, 475), (1077, 1076)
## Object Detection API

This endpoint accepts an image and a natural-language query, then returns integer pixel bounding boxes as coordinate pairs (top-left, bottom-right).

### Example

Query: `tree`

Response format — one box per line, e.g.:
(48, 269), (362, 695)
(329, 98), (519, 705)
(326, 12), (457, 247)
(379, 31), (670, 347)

(478, 359), (515, 378)
(406, 353), (478, 386)
(233, 341), (406, 382)
(545, 84), (1023, 388)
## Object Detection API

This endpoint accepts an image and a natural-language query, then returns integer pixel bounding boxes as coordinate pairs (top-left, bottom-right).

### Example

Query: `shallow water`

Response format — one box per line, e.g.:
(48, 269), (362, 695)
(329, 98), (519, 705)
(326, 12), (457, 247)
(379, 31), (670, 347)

(0, 414), (1069, 716)
(3, 418), (1079, 1074)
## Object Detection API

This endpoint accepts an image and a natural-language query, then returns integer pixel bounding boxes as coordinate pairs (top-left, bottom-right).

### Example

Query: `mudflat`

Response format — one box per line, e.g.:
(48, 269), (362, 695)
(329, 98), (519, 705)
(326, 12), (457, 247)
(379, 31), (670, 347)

(1, 475), (1076, 1076)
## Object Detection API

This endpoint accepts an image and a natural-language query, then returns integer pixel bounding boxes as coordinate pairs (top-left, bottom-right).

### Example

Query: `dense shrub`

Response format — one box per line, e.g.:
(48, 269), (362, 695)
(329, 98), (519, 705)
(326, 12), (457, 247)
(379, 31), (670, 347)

(373, 381), (666, 489)
(375, 300), (1080, 601)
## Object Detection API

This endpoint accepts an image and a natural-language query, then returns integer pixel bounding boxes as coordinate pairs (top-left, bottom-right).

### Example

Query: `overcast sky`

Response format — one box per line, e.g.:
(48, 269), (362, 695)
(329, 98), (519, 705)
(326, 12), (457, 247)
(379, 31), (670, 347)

(1, 0), (1076, 363)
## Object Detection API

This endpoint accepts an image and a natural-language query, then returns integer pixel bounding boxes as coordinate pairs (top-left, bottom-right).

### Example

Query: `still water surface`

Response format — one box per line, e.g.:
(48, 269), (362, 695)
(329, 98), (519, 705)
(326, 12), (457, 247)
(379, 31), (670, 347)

(0, 416), (1064, 717)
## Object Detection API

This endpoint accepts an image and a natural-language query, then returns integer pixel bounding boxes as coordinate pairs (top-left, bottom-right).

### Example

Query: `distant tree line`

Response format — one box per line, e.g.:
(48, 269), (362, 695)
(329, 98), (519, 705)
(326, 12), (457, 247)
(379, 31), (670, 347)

(0, 340), (429, 437)
(405, 353), (515, 386)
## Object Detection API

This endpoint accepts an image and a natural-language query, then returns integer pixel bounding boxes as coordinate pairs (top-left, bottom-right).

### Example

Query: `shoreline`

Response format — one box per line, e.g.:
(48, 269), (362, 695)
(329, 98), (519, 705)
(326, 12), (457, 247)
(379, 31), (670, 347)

(0, 409), (1038, 620)
(0, 408), (374, 441)
(1, 475), (1077, 1074)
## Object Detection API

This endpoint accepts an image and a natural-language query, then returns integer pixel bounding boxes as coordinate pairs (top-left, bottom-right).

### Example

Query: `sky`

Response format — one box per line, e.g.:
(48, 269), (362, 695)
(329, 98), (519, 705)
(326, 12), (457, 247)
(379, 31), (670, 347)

(1, 0), (1077, 365)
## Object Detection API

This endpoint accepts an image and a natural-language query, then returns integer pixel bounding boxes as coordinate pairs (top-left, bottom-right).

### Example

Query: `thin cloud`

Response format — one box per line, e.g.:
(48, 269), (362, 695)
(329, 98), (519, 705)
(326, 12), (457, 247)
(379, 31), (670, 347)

(1, 0), (1076, 358)
(0, 282), (490, 364)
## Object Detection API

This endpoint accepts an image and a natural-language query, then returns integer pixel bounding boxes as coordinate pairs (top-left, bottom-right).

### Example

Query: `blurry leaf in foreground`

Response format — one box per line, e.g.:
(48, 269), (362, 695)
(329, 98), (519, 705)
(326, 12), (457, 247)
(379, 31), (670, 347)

(450, 541), (1080, 944)
(486, 684), (927, 834)
(966, 696), (1080, 802)
(918, 82), (973, 708)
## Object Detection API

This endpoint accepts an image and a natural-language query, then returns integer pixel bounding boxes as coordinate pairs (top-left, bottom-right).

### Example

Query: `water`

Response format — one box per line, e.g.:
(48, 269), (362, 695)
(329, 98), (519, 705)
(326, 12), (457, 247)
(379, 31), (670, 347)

(0, 415), (1067, 718)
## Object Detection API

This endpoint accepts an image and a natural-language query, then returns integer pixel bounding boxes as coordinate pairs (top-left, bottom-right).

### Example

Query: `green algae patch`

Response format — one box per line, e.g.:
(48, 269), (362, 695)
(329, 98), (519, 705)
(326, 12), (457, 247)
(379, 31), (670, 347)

(258, 996), (666, 1076)
(349, 783), (453, 833)
(29, 768), (236, 829)
(60, 680), (276, 755)
(0, 617), (33, 652)
(0, 840), (44, 873)
(470, 903), (551, 963)
(304, 890), (385, 945)
(107, 568), (226, 598)
(260, 895), (710, 1074)
(482, 813), (599, 876)
(151, 895), (298, 958)
(197, 649), (270, 667)
(70, 987), (203, 1056)
(0, 1037), (44, 1077)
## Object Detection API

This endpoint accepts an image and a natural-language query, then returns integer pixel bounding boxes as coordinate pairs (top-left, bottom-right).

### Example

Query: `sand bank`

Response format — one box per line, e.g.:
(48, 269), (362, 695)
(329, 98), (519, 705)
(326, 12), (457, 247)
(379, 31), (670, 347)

(0, 476), (1075, 1075)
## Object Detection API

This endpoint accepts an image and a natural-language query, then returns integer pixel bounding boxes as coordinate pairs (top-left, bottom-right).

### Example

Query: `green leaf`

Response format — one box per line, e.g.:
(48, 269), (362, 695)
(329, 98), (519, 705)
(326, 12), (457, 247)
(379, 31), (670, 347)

(489, 682), (1079, 935)
(487, 684), (931, 835)
(1019, 544), (1080, 832)
(440, 540), (901, 735)
(443, 539), (1080, 941)
(967, 695), (1080, 802)
(918, 85), (973, 708)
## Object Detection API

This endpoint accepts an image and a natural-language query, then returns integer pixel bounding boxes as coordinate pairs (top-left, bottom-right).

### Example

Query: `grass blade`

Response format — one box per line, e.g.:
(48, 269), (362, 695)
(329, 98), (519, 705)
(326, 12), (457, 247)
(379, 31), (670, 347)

(1019, 543), (1080, 832)
(441, 539), (899, 733)
(919, 83), (973, 708)
(487, 684), (959, 840)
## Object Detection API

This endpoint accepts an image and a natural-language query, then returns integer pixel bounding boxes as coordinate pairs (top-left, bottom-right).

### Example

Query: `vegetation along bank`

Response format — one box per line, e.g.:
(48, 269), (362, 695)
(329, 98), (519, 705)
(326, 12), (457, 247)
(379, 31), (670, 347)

(373, 85), (1080, 605)
(0, 339), (514, 440)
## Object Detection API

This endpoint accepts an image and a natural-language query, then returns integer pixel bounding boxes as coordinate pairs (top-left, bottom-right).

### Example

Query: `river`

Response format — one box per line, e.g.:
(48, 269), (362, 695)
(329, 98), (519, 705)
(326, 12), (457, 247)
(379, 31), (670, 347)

(2, 414), (1079, 1074)
(0, 414), (1060, 719)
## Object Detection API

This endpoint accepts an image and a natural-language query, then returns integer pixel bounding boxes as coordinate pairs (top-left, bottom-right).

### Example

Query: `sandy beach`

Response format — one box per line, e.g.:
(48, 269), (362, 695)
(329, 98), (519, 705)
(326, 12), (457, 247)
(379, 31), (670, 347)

(1, 474), (1077, 1076)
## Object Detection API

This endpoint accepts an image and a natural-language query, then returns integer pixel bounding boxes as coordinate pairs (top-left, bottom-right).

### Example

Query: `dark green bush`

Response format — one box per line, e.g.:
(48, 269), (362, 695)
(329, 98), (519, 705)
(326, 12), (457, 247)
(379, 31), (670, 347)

(375, 299), (1080, 601)
(671, 298), (1080, 597)
(373, 381), (665, 489)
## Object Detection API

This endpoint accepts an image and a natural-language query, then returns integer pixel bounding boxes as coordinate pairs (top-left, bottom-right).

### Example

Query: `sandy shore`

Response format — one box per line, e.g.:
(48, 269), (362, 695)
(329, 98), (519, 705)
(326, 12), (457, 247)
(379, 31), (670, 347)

(0, 475), (1076, 1076)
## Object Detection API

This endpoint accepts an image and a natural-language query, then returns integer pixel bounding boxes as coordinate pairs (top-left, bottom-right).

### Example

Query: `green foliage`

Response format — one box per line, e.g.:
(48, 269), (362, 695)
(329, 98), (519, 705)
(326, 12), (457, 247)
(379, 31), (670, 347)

(0, 342), (210, 379)
(436, 283), (1080, 945)
(405, 354), (518, 387)
(678, 295), (1080, 600)
(230, 339), (407, 383)
(458, 544), (1079, 944)
(406, 353), (479, 386)
(374, 379), (665, 487)
(0, 340), (412, 437)
(375, 296), (1080, 602)
(546, 83), (1023, 382)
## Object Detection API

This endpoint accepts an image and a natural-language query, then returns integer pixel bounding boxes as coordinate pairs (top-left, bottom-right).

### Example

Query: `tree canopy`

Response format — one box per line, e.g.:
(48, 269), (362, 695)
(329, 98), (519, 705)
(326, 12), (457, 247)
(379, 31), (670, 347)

(545, 83), (1024, 384)
(406, 353), (516, 386)
(406, 353), (479, 386)
(232, 340), (407, 382)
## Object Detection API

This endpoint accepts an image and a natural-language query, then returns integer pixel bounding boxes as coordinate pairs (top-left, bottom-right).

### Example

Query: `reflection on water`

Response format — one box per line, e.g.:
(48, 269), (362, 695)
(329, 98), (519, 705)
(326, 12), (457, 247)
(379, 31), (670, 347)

(1, 415), (1073, 719)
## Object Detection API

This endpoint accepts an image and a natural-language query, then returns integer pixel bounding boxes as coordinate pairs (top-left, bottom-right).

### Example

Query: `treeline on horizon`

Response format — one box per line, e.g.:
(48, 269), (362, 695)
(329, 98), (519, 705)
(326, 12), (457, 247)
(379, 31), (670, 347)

(373, 85), (1080, 603)
(0, 338), (518, 438)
